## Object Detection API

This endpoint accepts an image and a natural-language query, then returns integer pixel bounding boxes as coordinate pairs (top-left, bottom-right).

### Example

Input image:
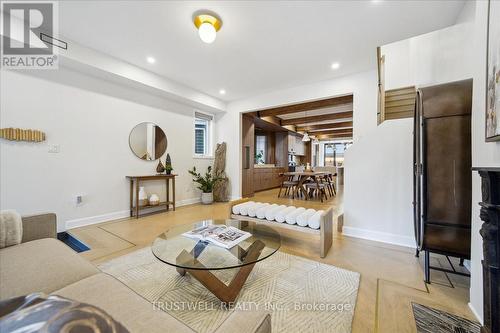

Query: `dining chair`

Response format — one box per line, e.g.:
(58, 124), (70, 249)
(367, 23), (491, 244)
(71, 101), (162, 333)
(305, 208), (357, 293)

(325, 173), (337, 196)
(304, 176), (328, 202)
(278, 174), (299, 198)
(315, 167), (337, 196)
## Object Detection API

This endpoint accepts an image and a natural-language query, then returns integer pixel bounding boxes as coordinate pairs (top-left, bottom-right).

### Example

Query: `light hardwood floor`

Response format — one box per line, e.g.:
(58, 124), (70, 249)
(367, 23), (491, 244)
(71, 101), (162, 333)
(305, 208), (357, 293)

(70, 187), (476, 332)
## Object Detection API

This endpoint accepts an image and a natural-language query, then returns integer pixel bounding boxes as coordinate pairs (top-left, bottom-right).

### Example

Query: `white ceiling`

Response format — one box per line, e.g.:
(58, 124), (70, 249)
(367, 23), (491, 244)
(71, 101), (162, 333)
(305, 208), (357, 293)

(58, 1), (466, 101)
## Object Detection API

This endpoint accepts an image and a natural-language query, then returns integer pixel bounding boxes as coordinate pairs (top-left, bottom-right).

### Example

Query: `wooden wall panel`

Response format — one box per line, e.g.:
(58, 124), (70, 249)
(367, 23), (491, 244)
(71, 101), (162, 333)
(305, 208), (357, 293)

(275, 132), (288, 167)
(241, 115), (255, 197)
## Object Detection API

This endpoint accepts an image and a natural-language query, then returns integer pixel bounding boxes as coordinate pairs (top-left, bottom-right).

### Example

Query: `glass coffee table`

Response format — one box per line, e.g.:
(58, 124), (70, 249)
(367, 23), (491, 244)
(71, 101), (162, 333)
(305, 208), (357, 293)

(152, 219), (281, 303)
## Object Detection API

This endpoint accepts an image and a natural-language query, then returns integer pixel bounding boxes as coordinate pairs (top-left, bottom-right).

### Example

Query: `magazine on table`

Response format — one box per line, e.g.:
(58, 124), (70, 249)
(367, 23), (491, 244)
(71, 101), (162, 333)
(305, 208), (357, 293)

(182, 224), (252, 249)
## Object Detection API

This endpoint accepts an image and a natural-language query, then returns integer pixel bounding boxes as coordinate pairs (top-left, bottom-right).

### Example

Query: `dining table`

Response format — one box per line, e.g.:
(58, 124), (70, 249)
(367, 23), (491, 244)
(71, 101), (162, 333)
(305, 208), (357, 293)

(282, 171), (333, 200)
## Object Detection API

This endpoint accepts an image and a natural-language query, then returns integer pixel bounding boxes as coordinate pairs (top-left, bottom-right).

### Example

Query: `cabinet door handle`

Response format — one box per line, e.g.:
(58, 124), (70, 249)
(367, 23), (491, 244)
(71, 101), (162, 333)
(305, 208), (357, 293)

(244, 146), (250, 169)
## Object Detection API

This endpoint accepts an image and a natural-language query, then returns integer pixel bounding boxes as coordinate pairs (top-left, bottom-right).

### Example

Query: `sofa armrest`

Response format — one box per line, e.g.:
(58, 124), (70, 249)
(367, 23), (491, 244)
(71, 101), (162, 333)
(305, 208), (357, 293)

(214, 310), (271, 333)
(21, 213), (57, 243)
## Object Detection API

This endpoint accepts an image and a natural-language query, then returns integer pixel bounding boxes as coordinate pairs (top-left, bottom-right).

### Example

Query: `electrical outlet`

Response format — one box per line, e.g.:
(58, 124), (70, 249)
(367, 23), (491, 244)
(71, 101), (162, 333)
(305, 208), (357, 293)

(48, 144), (60, 153)
(75, 195), (83, 205)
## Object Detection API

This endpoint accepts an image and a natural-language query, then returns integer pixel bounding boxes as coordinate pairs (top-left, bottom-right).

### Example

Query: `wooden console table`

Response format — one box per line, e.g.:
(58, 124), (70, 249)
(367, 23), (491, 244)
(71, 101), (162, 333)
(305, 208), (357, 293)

(126, 174), (177, 219)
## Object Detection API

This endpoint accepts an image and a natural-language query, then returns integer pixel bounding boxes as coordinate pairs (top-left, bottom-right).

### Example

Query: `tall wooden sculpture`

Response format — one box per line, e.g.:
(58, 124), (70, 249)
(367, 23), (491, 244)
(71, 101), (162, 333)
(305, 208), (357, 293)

(213, 142), (229, 202)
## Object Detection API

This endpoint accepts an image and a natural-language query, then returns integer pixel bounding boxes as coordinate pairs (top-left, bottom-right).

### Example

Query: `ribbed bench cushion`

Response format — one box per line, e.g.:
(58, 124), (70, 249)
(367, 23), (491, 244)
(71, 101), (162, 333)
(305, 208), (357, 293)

(232, 202), (324, 230)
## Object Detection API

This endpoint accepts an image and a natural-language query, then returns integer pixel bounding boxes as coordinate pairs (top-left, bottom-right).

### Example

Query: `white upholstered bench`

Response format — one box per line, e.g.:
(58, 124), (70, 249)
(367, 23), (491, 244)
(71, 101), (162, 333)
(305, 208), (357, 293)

(229, 198), (333, 258)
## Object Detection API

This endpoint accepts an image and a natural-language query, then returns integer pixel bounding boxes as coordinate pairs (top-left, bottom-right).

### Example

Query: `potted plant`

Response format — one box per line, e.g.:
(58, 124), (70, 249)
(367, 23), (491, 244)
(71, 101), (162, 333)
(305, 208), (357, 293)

(165, 154), (173, 174)
(255, 150), (264, 164)
(188, 166), (221, 204)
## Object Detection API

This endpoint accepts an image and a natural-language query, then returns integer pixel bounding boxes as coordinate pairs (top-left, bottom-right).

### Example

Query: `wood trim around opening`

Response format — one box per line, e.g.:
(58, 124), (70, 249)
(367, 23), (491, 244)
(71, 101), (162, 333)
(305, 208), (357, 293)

(257, 95), (353, 118)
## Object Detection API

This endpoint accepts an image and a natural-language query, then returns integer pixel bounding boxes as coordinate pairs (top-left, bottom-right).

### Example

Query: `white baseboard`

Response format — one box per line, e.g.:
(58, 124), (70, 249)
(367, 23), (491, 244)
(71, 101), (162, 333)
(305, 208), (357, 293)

(177, 197), (201, 206)
(65, 196), (201, 230)
(468, 302), (483, 324)
(342, 226), (415, 248)
(65, 210), (130, 230)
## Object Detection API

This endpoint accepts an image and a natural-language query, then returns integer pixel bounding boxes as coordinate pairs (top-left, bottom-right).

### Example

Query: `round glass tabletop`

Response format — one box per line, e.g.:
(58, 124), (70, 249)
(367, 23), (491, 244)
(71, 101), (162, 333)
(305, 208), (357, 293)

(151, 219), (281, 270)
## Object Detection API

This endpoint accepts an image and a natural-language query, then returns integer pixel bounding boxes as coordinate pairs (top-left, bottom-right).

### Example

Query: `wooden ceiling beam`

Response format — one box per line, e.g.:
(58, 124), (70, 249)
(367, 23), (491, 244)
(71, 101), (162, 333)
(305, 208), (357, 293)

(281, 111), (352, 126)
(258, 95), (353, 117)
(296, 121), (353, 132)
(259, 115), (282, 126)
(310, 129), (353, 136)
(317, 133), (353, 140)
(253, 116), (288, 133)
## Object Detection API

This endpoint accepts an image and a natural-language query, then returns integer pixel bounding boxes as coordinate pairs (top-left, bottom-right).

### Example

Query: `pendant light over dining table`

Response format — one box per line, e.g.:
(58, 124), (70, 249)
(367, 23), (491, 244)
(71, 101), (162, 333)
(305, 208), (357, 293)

(193, 12), (222, 44)
(302, 110), (311, 142)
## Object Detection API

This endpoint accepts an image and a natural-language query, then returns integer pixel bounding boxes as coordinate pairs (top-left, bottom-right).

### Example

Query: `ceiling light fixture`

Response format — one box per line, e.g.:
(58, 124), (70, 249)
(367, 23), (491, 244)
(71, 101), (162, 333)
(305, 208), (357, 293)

(193, 13), (222, 44)
(302, 110), (311, 142)
(219, 89), (226, 95)
(146, 56), (156, 64)
(331, 62), (340, 70)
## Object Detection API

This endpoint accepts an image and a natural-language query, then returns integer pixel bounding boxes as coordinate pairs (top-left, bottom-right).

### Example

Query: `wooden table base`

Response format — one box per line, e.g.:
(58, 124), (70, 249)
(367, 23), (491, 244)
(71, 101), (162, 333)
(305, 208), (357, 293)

(175, 240), (265, 303)
(126, 175), (177, 219)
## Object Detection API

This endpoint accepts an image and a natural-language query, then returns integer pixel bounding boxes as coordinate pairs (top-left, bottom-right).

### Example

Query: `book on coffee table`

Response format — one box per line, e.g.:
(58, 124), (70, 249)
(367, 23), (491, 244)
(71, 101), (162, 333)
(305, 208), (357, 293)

(182, 224), (252, 249)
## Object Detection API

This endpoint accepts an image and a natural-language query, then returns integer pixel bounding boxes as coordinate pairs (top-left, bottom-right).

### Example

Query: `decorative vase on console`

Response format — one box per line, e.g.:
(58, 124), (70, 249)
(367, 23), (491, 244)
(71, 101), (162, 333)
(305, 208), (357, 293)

(149, 194), (160, 206)
(138, 187), (148, 207)
(156, 160), (165, 174)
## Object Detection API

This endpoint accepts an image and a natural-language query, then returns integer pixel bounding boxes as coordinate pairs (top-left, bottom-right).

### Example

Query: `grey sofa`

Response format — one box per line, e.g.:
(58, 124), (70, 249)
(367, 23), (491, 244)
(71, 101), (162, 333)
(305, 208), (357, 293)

(0, 214), (271, 333)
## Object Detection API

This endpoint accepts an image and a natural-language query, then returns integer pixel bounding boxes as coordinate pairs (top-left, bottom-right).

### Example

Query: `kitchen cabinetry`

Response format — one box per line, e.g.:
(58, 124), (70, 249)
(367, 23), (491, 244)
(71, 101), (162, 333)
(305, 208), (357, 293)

(253, 167), (285, 192)
(288, 134), (305, 156)
(296, 136), (305, 156)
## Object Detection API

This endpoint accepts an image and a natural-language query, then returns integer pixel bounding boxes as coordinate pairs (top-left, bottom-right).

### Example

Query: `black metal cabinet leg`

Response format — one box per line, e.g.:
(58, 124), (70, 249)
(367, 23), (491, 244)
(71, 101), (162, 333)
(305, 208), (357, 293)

(424, 250), (431, 284)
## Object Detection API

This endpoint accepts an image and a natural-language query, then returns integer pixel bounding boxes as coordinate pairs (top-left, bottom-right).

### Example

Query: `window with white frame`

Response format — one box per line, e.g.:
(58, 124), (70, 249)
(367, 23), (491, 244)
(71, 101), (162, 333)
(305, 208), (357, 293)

(194, 111), (213, 157)
(255, 135), (266, 164)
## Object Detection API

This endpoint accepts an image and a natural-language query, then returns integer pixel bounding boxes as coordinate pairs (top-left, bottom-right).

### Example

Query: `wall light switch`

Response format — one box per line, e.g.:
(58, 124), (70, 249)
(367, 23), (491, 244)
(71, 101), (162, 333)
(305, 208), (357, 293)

(48, 144), (60, 153)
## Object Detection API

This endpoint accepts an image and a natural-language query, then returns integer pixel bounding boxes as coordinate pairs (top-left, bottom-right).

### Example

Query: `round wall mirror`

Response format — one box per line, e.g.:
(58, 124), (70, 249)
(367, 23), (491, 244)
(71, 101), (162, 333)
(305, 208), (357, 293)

(129, 122), (167, 161)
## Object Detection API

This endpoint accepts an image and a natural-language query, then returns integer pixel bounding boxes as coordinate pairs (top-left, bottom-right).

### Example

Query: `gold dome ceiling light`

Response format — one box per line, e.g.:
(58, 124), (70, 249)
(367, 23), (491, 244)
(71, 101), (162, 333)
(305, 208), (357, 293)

(193, 13), (222, 44)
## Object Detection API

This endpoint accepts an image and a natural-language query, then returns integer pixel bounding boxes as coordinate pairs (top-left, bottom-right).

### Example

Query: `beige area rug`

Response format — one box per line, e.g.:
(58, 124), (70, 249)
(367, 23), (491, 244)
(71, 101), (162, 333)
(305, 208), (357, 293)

(99, 248), (360, 333)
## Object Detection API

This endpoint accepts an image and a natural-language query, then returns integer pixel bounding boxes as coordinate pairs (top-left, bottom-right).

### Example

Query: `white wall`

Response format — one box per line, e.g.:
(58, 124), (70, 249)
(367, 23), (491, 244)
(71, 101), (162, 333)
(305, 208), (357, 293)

(214, 109), (241, 200)
(454, 0), (476, 24)
(343, 118), (415, 246)
(469, 0), (500, 323)
(382, 21), (474, 90)
(0, 69), (214, 231)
